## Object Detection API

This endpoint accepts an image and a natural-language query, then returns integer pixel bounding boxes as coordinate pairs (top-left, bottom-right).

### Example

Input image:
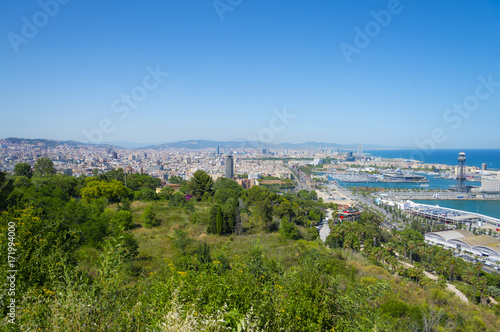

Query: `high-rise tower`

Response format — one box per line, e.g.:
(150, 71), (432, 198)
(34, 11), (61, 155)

(357, 144), (363, 157)
(225, 155), (234, 179)
(457, 151), (467, 192)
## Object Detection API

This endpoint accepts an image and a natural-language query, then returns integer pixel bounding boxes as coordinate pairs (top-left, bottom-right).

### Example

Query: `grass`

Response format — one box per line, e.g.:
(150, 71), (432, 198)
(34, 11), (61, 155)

(127, 200), (326, 276)
(66, 199), (500, 331)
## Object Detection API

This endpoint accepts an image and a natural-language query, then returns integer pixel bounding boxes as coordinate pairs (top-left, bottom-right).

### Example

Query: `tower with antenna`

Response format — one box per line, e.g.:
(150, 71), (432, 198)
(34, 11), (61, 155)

(457, 151), (467, 192)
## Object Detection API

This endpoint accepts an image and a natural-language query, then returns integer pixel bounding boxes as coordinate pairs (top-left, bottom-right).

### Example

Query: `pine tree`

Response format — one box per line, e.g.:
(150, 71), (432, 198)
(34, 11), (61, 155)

(207, 205), (218, 234)
(216, 205), (223, 235)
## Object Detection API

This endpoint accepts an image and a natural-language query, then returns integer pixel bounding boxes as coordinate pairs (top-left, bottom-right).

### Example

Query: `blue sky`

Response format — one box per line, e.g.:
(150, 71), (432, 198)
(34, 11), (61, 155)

(1, 0), (500, 148)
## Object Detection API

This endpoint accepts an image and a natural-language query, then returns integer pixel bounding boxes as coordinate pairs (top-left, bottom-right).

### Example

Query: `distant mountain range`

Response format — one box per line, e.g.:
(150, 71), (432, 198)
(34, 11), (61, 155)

(143, 140), (405, 151)
(1, 137), (95, 147)
(2, 137), (407, 150)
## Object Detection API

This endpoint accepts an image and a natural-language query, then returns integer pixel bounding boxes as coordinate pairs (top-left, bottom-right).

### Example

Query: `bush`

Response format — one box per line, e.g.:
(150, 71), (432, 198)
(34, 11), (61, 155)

(172, 229), (191, 255)
(196, 242), (211, 266)
(142, 205), (160, 228)
(134, 188), (157, 201)
(189, 210), (209, 224)
(121, 232), (139, 260)
(112, 210), (133, 231)
(429, 287), (449, 305)
(379, 299), (409, 318)
(169, 193), (187, 207)
(302, 226), (319, 241)
(488, 285), (500, 298)
(279, 217), (300, 240)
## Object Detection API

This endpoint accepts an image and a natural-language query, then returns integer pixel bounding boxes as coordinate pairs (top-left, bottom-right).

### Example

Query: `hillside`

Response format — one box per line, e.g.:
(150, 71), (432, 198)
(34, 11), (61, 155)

(1, 169), (500, 331)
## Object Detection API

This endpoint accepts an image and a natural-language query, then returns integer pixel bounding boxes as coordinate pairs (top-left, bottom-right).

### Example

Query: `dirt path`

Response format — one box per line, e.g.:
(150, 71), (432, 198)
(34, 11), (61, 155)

(399, 260), (469, 303)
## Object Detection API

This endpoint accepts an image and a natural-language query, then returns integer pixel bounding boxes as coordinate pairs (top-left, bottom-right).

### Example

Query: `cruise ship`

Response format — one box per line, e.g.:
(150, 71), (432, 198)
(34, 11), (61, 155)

(381, 169), (428, 183)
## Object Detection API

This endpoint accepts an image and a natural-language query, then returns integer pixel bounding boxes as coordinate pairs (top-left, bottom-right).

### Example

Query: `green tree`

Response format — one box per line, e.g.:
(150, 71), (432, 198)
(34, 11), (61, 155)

(0, 171), (13, 211)
(33, 157), (57, 176)
(216, 205), (223, 235)
(80, 178), (128, 203)
(279, 217), (300, 240)
(126, 173), (161, 191)
(213, 177), (243, 204)
(274, 198), (295, 222)
(189, 170), (214, 201)
(169, 175), (185, 184)
(245, 185), (274, 205)
(134, 187), (158, 201)
(14, 162), (33, 178)
(99, 168), (125, 183)
(222, 198), (238, 234)
(207, 205), (218, 234)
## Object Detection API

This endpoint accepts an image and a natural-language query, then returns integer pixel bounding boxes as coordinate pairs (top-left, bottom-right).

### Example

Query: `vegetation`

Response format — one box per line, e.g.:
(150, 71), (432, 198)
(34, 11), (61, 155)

(0, 163), (500, 330)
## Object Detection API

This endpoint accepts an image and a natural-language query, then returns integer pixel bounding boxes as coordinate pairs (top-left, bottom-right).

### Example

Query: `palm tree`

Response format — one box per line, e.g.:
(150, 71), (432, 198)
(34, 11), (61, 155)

(408, 241), (416, 264)
(448, 255), (456, 282)
(417, 244), (425, 265)
(478, 276), (488, 305)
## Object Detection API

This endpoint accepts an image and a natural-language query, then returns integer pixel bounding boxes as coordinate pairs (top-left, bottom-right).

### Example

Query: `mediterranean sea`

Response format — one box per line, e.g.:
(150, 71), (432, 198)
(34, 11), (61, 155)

(364, 149), (500, 170)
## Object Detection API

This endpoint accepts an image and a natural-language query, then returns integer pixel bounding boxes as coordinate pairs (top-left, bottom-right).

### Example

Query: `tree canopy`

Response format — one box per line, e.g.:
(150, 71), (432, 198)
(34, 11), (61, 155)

(188, 170), (214, 201)
(14, 162), (33, 178)
(33, 157), (57, 177)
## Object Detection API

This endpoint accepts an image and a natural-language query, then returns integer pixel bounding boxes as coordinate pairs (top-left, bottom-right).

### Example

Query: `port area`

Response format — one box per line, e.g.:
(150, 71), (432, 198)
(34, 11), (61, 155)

(374, 191), (500, 201)
(327, 171), (428, 183)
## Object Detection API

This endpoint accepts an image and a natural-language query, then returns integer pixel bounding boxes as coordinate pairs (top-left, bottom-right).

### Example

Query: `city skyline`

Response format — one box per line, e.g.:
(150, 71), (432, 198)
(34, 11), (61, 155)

(1, 1), (500, 148)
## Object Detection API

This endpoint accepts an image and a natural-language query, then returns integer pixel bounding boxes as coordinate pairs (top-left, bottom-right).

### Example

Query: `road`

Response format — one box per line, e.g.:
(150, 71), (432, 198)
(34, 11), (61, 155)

(330, 184), (398, 226)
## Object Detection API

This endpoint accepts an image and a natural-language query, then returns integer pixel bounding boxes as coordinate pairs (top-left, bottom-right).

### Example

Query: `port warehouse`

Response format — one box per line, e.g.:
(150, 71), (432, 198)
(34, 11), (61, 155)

(376, 198), (500, 260)
(376, 199), (500, 228)
(425, 229), (500, 262)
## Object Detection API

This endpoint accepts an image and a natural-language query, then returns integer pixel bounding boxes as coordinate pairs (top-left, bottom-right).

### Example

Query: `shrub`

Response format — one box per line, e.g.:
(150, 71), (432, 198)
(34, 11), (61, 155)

(169, 193), (187, 207)
(196, 242), (211, 266)
(112, 210), (133, 231)
(379, 299), (409, 318)
(142, 205), (160, 228)
(135, 188), (158, 201)
(488, 285), (500, 298)
(279, 217), (300, 240)
(172, 229), (191, 255)
(121, 232), (139, 260)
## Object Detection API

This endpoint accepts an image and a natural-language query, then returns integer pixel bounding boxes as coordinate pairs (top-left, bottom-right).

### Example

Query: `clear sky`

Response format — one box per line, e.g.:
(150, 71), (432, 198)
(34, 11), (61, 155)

(1, 0), (500, 148)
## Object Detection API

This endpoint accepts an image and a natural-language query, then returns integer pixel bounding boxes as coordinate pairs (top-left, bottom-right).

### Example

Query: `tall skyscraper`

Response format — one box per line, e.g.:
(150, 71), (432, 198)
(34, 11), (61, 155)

(216, 145), (219, 156)
(225, 155), (234, 179)
(357, 144), (363, 157)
